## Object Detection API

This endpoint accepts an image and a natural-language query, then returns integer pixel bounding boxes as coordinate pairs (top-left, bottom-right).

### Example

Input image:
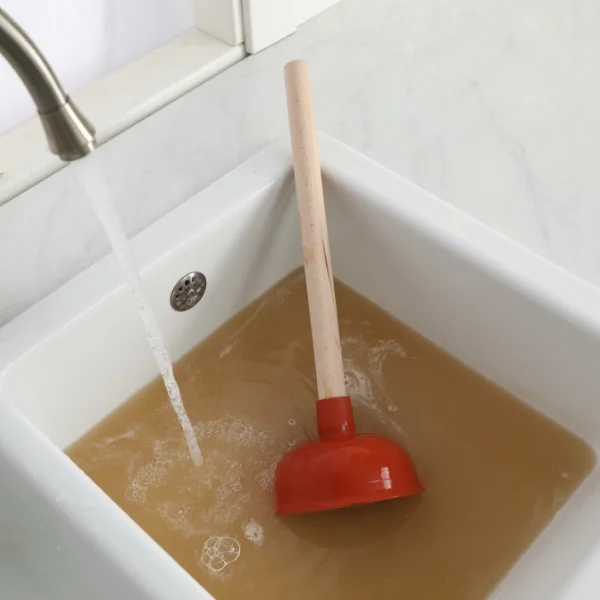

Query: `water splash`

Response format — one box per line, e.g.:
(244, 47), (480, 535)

(75, 156), (202, 467)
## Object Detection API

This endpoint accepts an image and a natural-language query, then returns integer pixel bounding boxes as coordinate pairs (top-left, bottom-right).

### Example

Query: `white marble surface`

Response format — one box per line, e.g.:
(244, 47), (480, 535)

(2, 0), (600, 325)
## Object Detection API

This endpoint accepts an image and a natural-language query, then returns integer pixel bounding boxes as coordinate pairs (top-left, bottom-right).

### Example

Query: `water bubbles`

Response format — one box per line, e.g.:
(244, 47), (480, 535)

(156, 502), (198, 537)
(257, 463), (277, 492)
(195, 416), (273, 452)
(343, 358), (374, 403)
(199, 536), (241, 574)
(243, 519), (265, 547)
(339, 334), (409, 441)
(125, 439), (175, 504)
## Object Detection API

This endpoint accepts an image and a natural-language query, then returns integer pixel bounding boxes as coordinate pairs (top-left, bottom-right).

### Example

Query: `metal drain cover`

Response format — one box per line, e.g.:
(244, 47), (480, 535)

(170, 272), (207, 311)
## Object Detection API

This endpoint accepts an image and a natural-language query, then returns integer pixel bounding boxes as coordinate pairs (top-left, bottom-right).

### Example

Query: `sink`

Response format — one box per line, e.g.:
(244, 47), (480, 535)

(1, 134), (600, 599)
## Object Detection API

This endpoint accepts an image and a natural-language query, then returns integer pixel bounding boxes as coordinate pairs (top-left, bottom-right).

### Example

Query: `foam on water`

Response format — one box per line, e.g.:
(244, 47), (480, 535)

(341, 334), (409, 439)
(125, 438), (183, 504)
(75, 156), (203, 467)
(243, 519), (265, 547)
(368, 339), (407, 377)
(156, 502), (200, 538)
(116, 411), (284, 538)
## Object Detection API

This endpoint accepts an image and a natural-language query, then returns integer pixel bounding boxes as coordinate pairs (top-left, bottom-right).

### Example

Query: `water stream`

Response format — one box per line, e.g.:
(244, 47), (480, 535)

(74, 156), (203, 467)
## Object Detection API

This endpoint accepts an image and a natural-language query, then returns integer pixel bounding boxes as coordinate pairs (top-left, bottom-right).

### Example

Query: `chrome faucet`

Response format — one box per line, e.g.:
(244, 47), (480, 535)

(0, 7), (95, 161)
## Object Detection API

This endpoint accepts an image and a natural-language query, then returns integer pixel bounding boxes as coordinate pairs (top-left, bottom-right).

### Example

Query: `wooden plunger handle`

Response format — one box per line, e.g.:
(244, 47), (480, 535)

(285, 60), (347, 401)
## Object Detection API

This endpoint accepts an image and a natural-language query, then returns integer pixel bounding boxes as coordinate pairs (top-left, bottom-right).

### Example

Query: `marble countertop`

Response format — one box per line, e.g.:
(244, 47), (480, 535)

(1, 0), (600, 325)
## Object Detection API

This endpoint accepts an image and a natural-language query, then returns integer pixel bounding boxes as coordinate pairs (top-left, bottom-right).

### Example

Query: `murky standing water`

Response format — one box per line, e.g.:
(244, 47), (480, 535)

(74, 156), (202, 467)
(68, 269), (595, 600)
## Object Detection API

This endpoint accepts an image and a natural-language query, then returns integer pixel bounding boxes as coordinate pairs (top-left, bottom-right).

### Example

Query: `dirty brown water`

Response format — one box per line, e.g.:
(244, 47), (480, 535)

(67, 269), (595, 599)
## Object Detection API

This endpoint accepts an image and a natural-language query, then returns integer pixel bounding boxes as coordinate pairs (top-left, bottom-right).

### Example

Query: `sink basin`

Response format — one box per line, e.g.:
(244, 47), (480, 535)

(1, 134), (600, 599)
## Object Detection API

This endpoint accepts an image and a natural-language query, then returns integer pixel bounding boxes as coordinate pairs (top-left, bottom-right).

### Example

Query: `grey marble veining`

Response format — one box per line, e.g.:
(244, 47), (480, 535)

(1, 0), (600, 325)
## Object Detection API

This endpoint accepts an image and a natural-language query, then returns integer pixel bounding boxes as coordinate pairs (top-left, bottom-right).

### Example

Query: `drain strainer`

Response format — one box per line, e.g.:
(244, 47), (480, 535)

(170, 272), (207, 311)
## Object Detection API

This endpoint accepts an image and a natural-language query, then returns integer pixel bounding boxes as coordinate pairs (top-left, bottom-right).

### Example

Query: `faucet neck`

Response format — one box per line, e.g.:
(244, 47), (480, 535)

(0, 7), (96, 161)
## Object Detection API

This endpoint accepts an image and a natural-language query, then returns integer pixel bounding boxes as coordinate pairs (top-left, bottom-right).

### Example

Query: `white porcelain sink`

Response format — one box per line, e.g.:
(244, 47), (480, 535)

(1, 134), (600, 599)
(0, 433), (169, 600)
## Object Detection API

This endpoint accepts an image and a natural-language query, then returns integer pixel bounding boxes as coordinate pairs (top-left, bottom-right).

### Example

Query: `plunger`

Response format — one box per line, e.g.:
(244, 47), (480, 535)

(274, 60), (425, 515)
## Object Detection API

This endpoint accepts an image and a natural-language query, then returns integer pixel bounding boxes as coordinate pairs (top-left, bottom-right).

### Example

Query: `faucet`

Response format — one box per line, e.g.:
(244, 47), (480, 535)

(0, 7), (95, 161)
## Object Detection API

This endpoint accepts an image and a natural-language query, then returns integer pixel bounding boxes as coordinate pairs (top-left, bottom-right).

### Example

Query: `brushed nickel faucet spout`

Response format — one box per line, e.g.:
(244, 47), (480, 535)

(0, 6), (95, 161)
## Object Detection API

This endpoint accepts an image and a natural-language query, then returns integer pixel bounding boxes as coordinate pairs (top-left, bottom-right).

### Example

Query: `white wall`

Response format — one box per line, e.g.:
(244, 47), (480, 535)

(0, 0), (195, 135)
